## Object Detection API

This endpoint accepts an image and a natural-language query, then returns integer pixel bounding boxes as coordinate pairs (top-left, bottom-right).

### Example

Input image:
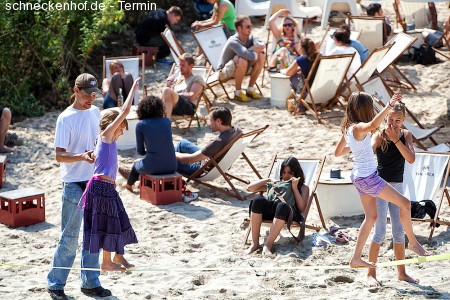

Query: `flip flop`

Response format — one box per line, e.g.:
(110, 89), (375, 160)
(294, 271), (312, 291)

(183, 191), (198, 203)
(335, 232), (349, 244)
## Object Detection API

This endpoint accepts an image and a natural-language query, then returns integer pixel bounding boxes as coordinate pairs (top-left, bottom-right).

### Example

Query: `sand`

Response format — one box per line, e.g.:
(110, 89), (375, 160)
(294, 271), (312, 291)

(1, 1), (450, 299)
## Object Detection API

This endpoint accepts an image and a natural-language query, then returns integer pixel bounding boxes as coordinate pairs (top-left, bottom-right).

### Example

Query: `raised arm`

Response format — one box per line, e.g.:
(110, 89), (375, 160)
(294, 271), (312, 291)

(247, 178), (271, 193)
(387, 128), (415, 164)
(291, 178), (309, 214)
(269, 8), (290, 41)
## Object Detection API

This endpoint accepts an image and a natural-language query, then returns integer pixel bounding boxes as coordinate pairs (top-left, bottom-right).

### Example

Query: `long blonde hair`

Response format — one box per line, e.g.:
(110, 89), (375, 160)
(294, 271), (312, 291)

(277, 17), (301, 39)
(341, 92), (376, 134)
(379, 102), (407, 152)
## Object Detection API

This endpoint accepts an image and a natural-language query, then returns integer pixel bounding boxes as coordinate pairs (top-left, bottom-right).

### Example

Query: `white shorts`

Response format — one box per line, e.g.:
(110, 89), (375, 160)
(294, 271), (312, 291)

(219, 59), (252, 81)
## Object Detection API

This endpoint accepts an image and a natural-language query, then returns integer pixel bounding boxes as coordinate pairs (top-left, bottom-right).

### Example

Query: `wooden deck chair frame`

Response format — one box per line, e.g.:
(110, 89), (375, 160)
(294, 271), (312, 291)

(393, 0), (438, 32)
(294, 53), (355, 123)
(102, 54), (148, 106)
(192, 25), (264, 100)
(404, 152), (450, 241)
(182, 125), (268, 200)
(318, 26), (361, 55)
(361, 76), (445, 151)
(348, 16), (386, 52)
(376, 32), (417, 91)
(243, 155), (327, 245)
(433, 20), (450, 60)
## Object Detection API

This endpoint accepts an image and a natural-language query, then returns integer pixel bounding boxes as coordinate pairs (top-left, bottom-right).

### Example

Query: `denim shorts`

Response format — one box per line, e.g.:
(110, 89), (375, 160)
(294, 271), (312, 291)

(351, 171), (387, 197)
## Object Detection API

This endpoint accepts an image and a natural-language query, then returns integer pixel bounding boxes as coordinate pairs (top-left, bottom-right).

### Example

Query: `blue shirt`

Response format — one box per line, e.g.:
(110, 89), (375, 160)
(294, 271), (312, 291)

(295, 55), (316, 83)
(135, 117), (177, 175)
(350, 39), (369, 63)
(94, 137), (118, 180)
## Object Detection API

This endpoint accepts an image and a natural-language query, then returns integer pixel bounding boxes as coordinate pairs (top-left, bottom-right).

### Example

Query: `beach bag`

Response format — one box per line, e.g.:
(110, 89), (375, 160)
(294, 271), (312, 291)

(194, 0), (213, 20)
(412, 44), (438, 65)
(425, 31), (443, 48)
(411, 200), (440, 227)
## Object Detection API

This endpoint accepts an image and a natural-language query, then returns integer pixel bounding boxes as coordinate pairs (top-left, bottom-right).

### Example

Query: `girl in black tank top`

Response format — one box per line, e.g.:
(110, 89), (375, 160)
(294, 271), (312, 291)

(367, 102), (418, 287)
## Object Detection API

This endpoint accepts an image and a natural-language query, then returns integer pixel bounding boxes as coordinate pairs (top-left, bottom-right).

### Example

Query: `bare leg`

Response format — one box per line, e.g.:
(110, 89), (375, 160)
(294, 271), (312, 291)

(101, 250), (126, 272)
(394, 242), (419, 283)
(262, 217), (285, 256)
(234, 56), (248, 91)
(377, 184), (430, 256)
(248, 52), (265, 88)
(113, 253), (135, 269)
(161, 87), (179, 117)
(246, 212), (262, 254)
(0, 108), (15, 153)
(367, 241), (382, 287)
(350, 194), (377, 268)
(122, 182), (133, 192)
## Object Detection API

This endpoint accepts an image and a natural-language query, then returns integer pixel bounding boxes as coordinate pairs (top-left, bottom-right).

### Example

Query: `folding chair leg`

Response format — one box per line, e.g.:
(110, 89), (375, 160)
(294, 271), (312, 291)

(314, 193), (327, 231)
(244, 225), (251, 245)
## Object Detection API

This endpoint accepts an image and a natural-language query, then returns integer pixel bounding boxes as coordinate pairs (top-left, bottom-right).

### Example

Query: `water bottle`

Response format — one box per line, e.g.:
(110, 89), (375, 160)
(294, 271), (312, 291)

(117, 88), (124, 107)
(276, 57), (281, 72)
(284, 51), (291, 68)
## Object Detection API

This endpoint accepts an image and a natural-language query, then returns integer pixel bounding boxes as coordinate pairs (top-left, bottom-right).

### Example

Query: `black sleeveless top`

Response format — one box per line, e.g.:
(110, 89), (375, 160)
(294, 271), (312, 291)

(376, 132), (406, 183)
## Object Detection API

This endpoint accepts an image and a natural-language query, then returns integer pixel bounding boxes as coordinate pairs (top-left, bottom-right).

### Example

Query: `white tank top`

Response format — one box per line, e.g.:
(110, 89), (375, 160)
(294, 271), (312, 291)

(344, 125), (377, 178)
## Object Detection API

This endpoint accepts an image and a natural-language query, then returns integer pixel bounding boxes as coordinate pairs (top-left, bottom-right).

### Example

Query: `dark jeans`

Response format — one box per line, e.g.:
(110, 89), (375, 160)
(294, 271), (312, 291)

(127, 164), (140, 186)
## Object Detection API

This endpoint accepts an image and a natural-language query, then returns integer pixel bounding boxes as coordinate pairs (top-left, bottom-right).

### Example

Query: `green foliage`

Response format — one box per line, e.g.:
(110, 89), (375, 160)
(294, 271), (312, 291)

(0, 0), (125, 116)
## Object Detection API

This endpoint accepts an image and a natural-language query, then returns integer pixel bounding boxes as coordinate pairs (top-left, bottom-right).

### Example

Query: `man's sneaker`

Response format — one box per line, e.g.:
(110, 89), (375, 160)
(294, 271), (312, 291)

(246, 90), (262, 100)
(118, 166), (130, 180)
(81, 286), (112, 297)
(48, 289), (68, 300)
(234, 91), (251, 102)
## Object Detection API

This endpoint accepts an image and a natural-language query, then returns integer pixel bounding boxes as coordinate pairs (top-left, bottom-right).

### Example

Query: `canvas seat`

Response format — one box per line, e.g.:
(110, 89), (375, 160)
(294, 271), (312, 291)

(318, 26), (361, 55)
(234, 0), (270, 17)
(321, 0), (360, 29)
(264, 0), (322, 29)
(243, 155), (327, 245)
(182, 125), (268, 200)
(348, 16), (386, 52)
(393, 0), (438, 32)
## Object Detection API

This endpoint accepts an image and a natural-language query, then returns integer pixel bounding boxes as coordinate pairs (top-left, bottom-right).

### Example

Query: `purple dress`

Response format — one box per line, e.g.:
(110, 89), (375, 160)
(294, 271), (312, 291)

(82, 137), (138, 254)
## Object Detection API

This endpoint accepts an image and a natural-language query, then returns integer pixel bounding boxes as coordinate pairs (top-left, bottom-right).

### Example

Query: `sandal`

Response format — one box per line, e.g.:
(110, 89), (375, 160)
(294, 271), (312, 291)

(335, 232), (349, 244)
(268, 67), (278, 73)
(182, 191), (198, 203)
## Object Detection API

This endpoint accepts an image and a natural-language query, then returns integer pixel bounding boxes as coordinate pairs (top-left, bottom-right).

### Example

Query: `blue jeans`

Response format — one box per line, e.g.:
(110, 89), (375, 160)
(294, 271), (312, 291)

(47, 182), (101, 291)
(102, 94), (117, 109)
(175, 139), (202, 176)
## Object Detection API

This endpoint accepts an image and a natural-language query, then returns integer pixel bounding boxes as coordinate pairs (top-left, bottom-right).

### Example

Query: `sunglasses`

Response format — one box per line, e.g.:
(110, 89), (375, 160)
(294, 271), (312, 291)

(245, 25), (252, 29)
(283, 23), (294, 27)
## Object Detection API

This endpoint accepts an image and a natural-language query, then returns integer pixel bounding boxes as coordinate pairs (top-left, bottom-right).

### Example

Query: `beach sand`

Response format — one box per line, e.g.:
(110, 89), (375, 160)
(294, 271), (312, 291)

(1, 1), (450, 299)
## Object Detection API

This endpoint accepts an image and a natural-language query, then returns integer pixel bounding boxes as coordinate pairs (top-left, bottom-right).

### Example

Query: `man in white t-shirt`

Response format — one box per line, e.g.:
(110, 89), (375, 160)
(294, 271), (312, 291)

(326, 29), (361, 81)
(47, 74), (112, 300)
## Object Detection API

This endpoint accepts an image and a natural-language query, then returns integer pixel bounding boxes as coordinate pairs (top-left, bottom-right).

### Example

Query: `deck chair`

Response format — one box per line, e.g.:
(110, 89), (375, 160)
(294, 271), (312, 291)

(264, 0), (322, 28)
(318, 26), (361, 55)
(393, 0), (438, 32)
(235, 0), (270, 17)
(321, 0), (359, 29)
(192, 25), (263, 100)
(348, 16), (386, 52)
(433, 17), (450, 60)
(376, 32), (417, 90)
(103, 54), (147, 106)
(403, 152), (450, 241)
(243, 155), (327, 245)
(361, 76), (447, 152)
(182, 125), (268, 200)
(294, 53), (355, 123)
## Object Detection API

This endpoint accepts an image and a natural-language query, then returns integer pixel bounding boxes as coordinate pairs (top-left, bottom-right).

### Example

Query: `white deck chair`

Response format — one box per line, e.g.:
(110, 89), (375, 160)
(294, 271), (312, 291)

(103, 55), (146, 106)
(403, 152), (450, 241)
(362, 76), (447, 152)
(321, 0), (359, 29)
(182, 125), (268, 200)
(264, 0), (322, 28)
(243, 155), (327, 245)
(348, 16), (386, 52)
(295, 53), (355, 122)
(393, 0), (438, 32)
(319, 27), (361, 55)
(235, 0), (270, 17)
(376, 32), (417, 90)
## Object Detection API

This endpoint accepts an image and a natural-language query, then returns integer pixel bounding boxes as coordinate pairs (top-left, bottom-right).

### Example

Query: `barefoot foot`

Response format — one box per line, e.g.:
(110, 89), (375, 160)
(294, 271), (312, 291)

(246, 243), (260, 255)
(350, 258), (376, 268)
(367, 275), (382, 287)
(398, 273), (419, 284)
(113, 256), (135, 269)
(408, 243), (430, 256)
(101, 262), (126, 272)
(262, 246), (275, 257)
(122, 182), (133, 192)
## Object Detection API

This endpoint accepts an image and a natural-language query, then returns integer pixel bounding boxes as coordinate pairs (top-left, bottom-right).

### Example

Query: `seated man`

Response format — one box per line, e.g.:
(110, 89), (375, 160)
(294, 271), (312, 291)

(175, 106), (242, 176)
(161, 53), (206, 118)
(0, 107), (15, 153)
(326, 29), (361, 81)
(367, 2), (391, 44)
(340, 24), (369, 63)
(217, 16), (265, 102)
(135, 6), (183, 60)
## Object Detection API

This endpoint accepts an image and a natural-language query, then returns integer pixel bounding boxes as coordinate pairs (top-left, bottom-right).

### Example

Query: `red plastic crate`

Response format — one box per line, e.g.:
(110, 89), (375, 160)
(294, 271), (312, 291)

(132, 46), (158, 66)
(140, 173), (182, 205)
(0, 188), (45, 228)
(0, 155), (6, 189)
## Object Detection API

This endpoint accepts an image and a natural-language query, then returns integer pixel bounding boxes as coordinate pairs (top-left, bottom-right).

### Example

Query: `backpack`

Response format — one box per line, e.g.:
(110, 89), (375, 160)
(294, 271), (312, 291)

(412, 44), (438, 65)
(411, 200), (440, 227)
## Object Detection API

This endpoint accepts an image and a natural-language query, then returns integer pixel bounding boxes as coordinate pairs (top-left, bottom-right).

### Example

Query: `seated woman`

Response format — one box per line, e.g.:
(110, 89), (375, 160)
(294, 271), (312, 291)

(102, 60), (134, 109)
(268, 9), (302, 72)
(118, 96), (177, 191)
(191, 0), (236, 37)
(246, 157), (309, 256)
(325, 29), (361, 81)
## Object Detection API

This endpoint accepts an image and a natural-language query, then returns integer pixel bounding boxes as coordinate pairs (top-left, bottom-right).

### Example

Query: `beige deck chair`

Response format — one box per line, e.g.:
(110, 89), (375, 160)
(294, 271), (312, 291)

(192, 25), (263, 100)
(103, 54), (147, 106)
(264, 0), (322, 28)
(321, 0), (360, 29)
(235, 0), (270, 17)
(294, 53), (355, 123)
(376, 32), (417, 90)
(182, 125), (268, 200)
(362, 76), (447, 151)
(403, 152), (450, 241)
(243, 155), (327, 245)
(318, 27), (361, 55)
(348, 16), (386, 52)
(433, 17), (450, 60)
(393, 0), (438, 31)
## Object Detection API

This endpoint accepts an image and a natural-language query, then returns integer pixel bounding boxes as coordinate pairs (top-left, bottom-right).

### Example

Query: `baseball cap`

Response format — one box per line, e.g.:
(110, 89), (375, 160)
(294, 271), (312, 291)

(75, 73), (101, 95)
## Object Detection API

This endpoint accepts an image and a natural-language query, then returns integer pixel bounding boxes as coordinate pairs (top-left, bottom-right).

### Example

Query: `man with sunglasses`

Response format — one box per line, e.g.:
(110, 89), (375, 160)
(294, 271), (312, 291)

(217, 15), (265, 102)
(48, 74), (111, 300)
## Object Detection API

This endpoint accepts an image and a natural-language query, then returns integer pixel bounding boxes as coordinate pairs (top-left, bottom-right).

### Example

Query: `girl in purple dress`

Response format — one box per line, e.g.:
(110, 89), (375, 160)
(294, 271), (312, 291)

(81, 78), (140, 272)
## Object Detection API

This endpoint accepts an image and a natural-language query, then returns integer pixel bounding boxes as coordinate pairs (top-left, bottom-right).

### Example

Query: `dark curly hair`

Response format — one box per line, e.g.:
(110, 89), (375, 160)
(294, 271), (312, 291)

(137, 96), (166, 120)
(279, 156), (305, 187)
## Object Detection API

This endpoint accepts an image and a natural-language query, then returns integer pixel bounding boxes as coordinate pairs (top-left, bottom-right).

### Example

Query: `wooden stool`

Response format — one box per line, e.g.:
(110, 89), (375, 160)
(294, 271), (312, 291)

(0, 155), (6, 189)
(0, 188), (45, 228)
(140, 173), (182, 205)
(132, 46), (158, 67)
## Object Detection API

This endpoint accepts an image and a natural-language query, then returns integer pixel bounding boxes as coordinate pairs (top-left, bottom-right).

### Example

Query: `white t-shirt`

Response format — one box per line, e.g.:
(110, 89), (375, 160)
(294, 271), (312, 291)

(326, 46), (361, 81)
(54, 106), (100, 182)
